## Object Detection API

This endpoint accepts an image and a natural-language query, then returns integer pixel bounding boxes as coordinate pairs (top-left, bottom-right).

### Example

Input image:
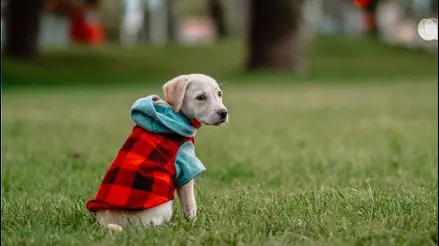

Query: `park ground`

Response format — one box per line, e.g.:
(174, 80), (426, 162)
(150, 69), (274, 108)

(1, 36), (438, 245)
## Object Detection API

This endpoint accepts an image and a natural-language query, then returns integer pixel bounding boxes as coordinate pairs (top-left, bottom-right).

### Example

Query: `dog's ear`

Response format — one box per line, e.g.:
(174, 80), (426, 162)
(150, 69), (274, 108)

(163, 75), (190, 112)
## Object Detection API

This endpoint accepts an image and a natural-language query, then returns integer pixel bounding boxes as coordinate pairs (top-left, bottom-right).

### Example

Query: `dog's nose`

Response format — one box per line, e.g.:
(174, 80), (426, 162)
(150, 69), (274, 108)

(217, 109), (228, 119)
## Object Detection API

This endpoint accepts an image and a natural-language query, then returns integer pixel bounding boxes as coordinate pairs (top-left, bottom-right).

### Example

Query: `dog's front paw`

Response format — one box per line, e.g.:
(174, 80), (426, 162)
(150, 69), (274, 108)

(183, 207), (197, 221)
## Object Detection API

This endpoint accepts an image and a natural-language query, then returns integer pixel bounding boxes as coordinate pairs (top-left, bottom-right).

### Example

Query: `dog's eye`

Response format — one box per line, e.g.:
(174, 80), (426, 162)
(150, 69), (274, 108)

(218, 91), (222, 97)
(196, 95), (207, 101)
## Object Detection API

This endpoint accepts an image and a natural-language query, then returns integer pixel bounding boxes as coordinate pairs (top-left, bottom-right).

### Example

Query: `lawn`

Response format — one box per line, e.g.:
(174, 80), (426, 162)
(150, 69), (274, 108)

(2, 80), (438, 245)
(1, 36), (438, 245)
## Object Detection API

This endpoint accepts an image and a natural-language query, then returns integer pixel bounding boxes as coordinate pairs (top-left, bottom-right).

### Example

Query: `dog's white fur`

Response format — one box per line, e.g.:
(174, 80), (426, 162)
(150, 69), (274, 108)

(95, 74), (228, 231)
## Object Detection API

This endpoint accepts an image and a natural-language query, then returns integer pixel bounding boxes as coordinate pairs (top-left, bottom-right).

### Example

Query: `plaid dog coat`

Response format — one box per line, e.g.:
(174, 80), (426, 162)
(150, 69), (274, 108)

(86, 95), (205, 212)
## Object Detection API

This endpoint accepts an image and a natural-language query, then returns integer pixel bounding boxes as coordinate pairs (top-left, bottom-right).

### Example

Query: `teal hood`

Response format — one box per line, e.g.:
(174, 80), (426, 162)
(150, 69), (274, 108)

(130, 95), (200, 138)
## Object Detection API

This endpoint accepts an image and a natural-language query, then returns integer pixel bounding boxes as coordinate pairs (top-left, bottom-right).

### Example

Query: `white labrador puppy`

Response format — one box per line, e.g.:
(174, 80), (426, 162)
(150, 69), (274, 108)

(93, 74), (228, 231)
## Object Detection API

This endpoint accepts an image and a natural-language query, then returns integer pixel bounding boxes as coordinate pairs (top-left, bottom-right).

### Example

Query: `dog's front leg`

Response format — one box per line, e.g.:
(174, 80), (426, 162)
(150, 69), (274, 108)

(177, 179), (197, 221)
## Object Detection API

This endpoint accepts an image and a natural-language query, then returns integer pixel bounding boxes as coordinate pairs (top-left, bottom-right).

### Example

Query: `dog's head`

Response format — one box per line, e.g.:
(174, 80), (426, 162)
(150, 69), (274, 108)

(163, 74), (228, 126)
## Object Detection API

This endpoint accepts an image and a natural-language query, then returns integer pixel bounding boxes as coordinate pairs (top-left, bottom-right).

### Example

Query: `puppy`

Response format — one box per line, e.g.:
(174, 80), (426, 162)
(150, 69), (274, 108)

(86, 74), (228, 231)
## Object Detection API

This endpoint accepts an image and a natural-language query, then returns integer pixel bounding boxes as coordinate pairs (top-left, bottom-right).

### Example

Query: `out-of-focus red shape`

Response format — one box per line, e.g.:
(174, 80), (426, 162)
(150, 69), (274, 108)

(353, 0), (371, 8)
(364, 12), (375, 29)
(70, 4), (105, 45)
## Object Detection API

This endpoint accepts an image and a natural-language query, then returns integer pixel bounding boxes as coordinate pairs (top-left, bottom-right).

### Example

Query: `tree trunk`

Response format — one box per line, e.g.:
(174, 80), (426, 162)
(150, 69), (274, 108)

(166, 0), (177, 42)
(246, 0), (306, 75)
(5, 0), (44, 60)
(364, 0), (378, 38)
(208, 0), (228, 40)
(431, 0), (438, 14)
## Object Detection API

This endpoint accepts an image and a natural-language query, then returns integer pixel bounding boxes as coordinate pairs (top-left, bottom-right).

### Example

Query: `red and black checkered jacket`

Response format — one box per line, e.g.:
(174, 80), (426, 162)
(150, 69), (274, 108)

(86, 125), (194, 211)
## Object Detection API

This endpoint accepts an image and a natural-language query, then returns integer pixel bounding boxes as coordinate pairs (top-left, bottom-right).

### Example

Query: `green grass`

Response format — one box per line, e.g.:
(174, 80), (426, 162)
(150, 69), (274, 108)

(2, 36), (437, 87)
(2, 79), (438, 245)
(2, 36), (438, 244)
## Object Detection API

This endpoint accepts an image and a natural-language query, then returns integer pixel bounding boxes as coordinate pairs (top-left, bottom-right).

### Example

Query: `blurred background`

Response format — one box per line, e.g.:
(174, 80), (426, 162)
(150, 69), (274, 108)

(1, 0), (438, 86)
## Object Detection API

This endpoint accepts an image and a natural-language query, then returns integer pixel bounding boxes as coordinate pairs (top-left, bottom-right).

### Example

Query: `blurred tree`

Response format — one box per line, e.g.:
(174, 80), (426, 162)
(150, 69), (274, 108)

(5, 0), (44, 60)
(354, 0), (378, 38)
(247, 0), (306, 75)
(207, 0), (228, 39)
(166, 0), (178, 42)
(363, 0), (378, 38)
(432, 0), (437, 13)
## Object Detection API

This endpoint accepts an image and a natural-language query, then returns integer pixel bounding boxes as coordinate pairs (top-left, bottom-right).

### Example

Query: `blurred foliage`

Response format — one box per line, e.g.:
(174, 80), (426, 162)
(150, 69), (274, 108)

(2, 36), (437, 88)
